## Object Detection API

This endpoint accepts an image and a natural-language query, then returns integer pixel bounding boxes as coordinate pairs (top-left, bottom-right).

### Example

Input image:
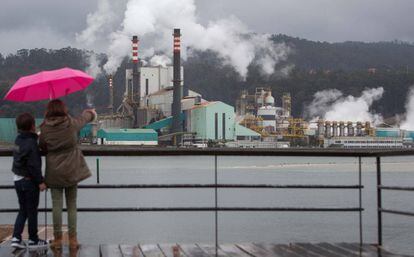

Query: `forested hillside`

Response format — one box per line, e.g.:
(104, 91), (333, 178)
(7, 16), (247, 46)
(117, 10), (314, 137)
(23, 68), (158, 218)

(1, 35), (414, 118)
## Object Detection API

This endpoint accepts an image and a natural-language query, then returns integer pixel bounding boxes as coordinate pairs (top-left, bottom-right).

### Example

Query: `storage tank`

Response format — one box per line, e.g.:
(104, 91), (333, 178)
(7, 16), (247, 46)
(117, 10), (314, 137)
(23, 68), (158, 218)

(332, 121), (338, 137)
(264, 91), (275, 106)
(339, 121), (345, 137)
(317, 119), (325, 136)
(347, 122), (354, 136)
(325, 121), (332, 138)
(356, 122), (363, 136)
(376, 128), (402, 137)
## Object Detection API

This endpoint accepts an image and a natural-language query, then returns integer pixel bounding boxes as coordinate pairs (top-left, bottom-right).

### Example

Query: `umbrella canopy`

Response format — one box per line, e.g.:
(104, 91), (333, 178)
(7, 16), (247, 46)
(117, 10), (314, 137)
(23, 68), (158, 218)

(4, 67), (94, 102)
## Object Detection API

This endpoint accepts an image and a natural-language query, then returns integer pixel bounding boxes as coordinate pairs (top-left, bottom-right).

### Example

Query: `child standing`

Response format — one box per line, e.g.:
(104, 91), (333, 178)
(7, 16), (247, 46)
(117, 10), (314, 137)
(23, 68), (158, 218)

(11, 113), (48, 249)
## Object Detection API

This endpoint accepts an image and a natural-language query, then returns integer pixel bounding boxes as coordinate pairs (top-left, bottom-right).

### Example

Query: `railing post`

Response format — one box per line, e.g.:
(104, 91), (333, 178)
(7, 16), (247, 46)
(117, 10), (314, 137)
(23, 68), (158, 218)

(44, 189), (48, 241)
(358, 156), (363, 246)
(96, 158), (100, 184)
(376, 156), (382, 246)
(215, 154), (218, 257)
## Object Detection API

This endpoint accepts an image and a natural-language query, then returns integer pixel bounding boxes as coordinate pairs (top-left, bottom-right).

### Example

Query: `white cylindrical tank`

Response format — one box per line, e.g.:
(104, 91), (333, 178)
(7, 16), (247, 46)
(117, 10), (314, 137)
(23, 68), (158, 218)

(339, 121), (345, 137)
(264, 91), (275, 106)
(258, 106), (277, 130)
(332, 121), (338, 137)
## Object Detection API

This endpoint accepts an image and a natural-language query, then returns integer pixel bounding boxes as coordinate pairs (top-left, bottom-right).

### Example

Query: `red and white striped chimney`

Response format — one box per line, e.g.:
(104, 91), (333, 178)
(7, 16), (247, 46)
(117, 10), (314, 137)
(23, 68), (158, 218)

(173, 32), (181, 53)
(132, 36), (139, 64)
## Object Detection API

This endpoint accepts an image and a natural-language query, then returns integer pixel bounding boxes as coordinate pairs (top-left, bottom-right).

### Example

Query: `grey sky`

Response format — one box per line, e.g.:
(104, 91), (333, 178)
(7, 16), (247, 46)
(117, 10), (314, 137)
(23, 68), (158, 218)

(1, 0), (414, 55)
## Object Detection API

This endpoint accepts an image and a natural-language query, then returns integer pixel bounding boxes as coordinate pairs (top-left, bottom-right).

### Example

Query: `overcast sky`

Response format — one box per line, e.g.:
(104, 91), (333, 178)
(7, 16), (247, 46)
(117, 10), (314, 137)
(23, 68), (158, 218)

(1, 0), (414, 55)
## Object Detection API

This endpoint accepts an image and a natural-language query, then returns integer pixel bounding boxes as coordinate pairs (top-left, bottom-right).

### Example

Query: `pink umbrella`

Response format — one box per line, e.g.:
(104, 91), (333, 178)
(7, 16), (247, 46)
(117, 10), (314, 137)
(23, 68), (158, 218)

(3, 67), (94, 102)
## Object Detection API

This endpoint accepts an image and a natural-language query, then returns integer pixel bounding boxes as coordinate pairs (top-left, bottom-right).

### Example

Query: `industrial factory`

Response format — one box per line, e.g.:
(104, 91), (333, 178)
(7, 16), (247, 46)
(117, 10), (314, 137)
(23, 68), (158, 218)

(82, 28), (262, 147)
(73, 29), (414, 149)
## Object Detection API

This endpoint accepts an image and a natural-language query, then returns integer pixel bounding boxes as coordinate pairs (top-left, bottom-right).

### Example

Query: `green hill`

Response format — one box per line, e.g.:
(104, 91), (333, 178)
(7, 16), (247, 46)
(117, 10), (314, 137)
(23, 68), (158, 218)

(1, 35), (414, 119)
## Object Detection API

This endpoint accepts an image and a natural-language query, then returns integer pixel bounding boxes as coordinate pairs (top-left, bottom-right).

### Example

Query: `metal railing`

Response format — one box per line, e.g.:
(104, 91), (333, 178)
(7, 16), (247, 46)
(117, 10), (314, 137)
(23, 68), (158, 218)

(1, 147), (414, 254)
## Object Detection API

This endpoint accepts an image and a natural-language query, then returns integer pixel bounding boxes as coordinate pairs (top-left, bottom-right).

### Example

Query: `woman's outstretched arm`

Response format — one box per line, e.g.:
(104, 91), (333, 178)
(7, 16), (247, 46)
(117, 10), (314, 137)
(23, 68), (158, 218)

(72, 109), (97, 131)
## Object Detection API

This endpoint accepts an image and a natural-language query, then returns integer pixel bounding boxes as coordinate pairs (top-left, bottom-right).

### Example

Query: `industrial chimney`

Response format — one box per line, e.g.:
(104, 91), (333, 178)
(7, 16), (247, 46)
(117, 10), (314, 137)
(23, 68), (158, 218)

(130, 36), (141, 127)
(171, 28), (182, 139)
(108, 75), (114, 114)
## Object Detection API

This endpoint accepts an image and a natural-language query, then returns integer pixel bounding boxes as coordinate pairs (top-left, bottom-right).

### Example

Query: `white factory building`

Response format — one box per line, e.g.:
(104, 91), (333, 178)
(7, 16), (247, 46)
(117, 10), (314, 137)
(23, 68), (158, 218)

(125, 66), (184, 99)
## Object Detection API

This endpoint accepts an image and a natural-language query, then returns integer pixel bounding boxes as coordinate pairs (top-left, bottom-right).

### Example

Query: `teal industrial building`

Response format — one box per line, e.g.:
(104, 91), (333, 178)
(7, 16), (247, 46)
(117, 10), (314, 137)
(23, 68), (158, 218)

(188, 101), (260, 141)
(97, 128), (158, 145)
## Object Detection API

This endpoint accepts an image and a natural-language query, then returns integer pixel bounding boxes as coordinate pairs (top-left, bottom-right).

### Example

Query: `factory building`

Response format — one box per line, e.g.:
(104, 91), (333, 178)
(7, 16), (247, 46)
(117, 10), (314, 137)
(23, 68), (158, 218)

(97, 128), (158, 145)
(143, 87), (202, 118)
(125, 66), (184, 103)
(189, 101), (235, 141)
(0, 118), (43, 143)
(188, 101), (260, 141)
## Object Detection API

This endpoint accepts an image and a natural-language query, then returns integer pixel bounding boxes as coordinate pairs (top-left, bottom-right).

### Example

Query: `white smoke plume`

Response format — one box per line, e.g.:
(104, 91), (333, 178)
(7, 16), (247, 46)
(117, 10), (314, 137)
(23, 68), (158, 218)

(79, 0), (291, 77)
(150, 55), (171, 67)
(307, 87), (384, 124)
(84, 52), (103, 78)
(400, 87), (414, 130)
(75, 0), (121, 47)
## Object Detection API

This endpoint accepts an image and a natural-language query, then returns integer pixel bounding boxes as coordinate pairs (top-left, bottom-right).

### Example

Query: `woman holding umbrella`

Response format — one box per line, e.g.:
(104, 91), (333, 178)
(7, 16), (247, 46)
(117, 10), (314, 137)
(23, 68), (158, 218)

(4, 67), (97, 249)
(39, 99), (96, 249)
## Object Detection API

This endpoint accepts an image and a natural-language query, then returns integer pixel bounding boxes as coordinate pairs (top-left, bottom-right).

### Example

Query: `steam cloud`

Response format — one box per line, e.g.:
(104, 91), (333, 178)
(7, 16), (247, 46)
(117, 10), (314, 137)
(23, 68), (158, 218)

(401, 87), (414, 130)
(307, 87), (384, 124)
(78, 0), (291, 77)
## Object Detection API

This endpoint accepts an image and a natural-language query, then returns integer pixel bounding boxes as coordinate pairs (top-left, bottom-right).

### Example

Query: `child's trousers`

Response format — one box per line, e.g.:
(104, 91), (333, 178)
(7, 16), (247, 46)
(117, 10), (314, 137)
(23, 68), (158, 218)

(13, 179), (40, 241)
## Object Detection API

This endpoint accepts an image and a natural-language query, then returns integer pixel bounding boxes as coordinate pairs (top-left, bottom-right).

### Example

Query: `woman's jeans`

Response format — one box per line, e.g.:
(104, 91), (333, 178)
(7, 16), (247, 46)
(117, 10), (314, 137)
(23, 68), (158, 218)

(50, 185), (77, 237)
(13, 179), (40, 241)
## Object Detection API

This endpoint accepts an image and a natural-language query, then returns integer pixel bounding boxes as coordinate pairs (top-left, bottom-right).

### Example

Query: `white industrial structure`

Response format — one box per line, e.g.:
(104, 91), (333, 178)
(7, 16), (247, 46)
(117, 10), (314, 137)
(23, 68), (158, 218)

(125, 66), (184, 104)
(324, 137), (403, 148)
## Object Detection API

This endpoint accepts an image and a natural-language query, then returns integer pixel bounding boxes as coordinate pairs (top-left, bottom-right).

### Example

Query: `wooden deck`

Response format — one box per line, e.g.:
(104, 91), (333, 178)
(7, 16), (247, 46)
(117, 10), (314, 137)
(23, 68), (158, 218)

(0, 243), (412, 257)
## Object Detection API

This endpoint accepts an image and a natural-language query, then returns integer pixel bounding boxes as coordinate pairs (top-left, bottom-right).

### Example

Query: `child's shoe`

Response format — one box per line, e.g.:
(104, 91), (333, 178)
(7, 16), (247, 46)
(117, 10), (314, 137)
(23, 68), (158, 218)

(11, 237), (25, 249)
(27, 239), (48, 250)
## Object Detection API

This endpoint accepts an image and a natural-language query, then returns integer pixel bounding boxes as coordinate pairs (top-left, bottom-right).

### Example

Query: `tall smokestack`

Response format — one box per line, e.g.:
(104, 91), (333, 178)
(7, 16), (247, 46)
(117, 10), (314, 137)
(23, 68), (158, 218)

(171, 28), (182, 139)
(108, 75), (114, 114)
(132, 36), (140, 105)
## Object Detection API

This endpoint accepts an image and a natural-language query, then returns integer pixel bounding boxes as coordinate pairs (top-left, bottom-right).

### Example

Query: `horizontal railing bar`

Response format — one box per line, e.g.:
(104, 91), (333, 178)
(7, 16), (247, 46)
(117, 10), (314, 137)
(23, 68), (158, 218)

(1, 146), (414, 157)
(0, 207), (364, 213)
(379, 186), (414, 191)
(380, 208), (414, 217)
(0, 184), (364, 190)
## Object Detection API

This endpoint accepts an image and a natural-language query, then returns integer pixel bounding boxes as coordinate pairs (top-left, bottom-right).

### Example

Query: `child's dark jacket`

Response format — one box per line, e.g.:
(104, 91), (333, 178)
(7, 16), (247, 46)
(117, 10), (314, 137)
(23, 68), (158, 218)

(12, 132), (43, 185)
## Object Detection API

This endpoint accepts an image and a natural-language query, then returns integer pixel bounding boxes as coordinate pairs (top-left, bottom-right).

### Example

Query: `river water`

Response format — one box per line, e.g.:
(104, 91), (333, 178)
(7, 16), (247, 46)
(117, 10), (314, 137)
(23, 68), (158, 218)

(0, 155), (413, 255)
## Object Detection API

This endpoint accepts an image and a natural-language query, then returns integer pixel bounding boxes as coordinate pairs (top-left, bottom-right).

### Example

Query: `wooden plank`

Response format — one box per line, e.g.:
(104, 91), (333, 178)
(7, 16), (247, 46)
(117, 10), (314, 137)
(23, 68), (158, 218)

(0, 247), (20, 257)
(219, 244), (251, 257)
(120, 245), (141, 257)
(158, 244), (181, 257)
(335, 243), (396, 255)
(235, 243), (278, 257)
(196, 243), (229, 257)
(101, 244), (122, 257)
(140, 244), (166, 257)
(256, 243), (317, 257)
(295, 243), (346, 257)
(47, 246), (74, 257)
(78, 244), (100, 257)
(316, 243), (360, 257)
(179, 244), (211, 257)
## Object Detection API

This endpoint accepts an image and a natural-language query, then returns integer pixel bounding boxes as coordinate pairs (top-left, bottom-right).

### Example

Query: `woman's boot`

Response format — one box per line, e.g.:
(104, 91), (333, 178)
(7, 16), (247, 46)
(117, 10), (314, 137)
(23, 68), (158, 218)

(69, 234), (79, 249)
(50, 235), (62, 250)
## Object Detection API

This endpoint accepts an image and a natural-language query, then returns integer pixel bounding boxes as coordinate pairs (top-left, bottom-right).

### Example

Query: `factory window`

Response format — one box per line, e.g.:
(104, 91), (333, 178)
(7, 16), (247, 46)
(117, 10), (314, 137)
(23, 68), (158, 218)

(215, 113), (218, 140)
(222, 113), (226, 139)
